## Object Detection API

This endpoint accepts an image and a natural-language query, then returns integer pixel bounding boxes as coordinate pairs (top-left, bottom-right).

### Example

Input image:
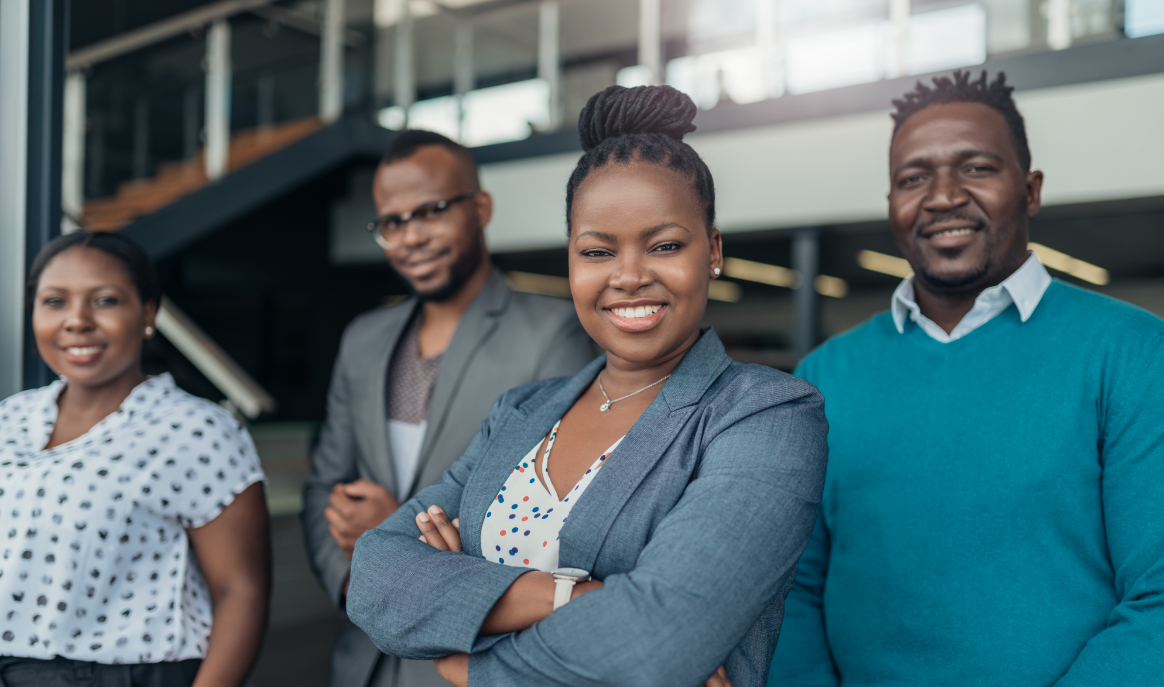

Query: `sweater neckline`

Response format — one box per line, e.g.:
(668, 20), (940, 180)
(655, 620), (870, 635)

(891, 281), (1061, 356)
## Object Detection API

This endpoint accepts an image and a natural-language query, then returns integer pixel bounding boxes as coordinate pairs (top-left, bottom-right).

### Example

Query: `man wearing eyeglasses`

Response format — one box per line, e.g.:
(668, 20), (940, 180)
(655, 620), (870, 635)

(303, 129), (595, 687)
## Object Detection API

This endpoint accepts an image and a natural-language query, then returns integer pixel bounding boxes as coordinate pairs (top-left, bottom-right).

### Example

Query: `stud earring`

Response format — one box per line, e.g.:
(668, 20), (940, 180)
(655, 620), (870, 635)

(144, 326), (154, 336)
(712, 267), (721, 277)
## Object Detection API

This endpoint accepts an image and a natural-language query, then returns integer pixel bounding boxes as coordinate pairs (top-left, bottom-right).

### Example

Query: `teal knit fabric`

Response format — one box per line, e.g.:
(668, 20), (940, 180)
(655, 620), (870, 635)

(769, 280), (1164, 686)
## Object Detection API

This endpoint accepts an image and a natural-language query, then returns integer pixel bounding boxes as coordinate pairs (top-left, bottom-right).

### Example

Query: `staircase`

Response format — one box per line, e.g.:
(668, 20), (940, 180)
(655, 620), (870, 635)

(83, 117), (324, 232)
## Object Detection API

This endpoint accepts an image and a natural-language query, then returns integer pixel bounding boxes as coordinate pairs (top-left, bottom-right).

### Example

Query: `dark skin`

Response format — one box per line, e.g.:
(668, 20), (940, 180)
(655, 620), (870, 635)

(889, 101), (1044, 333)
(33, 247), (271, 687)
(327, 145), (495, 590)
(416, 161), (731, 687)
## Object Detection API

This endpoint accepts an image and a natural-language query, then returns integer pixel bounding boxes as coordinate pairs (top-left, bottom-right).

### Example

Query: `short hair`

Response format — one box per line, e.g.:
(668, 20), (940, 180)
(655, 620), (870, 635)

(891, 70), (1031, 172)
(381, 129), (480, 188)
(566, 85), (715, 233)
(27, 231), (161, 309)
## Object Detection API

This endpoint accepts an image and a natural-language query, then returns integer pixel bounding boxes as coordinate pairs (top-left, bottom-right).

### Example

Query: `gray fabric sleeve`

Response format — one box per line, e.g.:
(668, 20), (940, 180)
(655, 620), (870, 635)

(466, 394), (828, 687)
(346, 397), (529, 658)
(302, 332), (361, 610)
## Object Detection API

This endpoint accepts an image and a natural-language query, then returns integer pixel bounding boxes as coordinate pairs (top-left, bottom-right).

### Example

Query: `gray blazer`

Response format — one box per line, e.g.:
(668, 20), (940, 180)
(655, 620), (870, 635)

(347, 329), (829, 687)
(302, 271), (594, 687)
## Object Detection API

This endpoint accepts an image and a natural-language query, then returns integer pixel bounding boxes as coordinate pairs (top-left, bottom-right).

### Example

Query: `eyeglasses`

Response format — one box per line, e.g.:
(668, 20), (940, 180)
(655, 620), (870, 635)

(366, 190), (480, 249)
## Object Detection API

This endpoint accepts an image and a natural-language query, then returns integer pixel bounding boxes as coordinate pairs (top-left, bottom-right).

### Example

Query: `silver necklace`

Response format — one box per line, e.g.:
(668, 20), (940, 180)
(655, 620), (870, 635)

(597, 371), (671, 412)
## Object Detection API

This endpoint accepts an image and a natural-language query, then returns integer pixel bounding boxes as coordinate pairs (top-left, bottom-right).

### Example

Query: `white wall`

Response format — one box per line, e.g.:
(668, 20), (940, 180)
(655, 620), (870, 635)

(480, 72), (1164, 253)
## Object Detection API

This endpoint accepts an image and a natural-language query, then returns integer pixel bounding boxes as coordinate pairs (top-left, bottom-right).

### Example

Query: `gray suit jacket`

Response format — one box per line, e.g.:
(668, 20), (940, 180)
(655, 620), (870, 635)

(347, 329), (829, 687)
(302, 271), (594, 687)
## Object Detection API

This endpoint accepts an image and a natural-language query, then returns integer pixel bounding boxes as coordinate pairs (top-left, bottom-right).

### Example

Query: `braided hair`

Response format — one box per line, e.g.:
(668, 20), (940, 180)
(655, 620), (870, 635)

(565, 85), (715, 234)
(891, 70), (1031, 172)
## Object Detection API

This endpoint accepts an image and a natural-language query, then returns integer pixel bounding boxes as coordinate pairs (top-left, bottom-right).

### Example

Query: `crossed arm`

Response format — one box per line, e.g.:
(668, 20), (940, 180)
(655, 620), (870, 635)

(347, 394), (827, 687)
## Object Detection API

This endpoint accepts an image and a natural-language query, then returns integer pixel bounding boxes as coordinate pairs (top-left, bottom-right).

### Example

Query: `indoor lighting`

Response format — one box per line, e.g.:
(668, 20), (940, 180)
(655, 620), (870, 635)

(723, 257), (800, 288)
(723, 257), (846, 298)
(814, 275), (849, 299)
(857, 250), (913, 278)
(1029, 242), (1110, 286)
(709, 280), (742, 303)
(505, 272), (571, 299)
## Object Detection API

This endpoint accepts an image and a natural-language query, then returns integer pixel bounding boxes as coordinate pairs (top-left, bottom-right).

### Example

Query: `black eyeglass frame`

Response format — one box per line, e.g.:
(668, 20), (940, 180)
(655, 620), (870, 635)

(366, 189), (480, 248)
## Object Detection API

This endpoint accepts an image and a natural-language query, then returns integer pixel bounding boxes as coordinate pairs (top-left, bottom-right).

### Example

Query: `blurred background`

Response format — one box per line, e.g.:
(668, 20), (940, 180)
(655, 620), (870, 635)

(1, 0), (1162, 683)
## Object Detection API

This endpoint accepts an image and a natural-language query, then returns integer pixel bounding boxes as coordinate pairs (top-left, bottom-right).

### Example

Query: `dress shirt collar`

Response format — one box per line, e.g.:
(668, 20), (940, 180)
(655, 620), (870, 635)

(891, 251), (1052, 342)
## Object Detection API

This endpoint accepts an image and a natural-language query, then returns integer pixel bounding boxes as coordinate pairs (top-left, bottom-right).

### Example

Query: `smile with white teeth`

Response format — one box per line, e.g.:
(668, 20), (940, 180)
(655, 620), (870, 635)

(612, 305), (662, 319)
(930, 227), (976, 239)
(65, 346), (104, 356)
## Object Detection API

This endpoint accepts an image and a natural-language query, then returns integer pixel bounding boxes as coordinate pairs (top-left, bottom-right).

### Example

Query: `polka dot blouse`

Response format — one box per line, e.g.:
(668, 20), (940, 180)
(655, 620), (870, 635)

(0, 374), (265, 664)
(480, 420), (623, 572)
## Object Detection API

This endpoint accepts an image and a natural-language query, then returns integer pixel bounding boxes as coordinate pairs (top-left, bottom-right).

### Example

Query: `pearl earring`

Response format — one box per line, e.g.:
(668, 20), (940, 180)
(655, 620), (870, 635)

(144, 326), (154, 336)
(712, 268), (721, 277)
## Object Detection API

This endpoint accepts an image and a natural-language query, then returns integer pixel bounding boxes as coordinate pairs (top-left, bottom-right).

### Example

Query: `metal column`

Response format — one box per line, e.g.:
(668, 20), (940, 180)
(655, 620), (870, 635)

(887, 0), (910, 78)
(537, 1), (562, 131)
(755, 0), (783, 98)
(454, 16), (474, 140)
(793, 229), (820, 361)
(395, 0), (415, 119)
(23, 0), (67, 390)
(61, 71), (86, 227)
(638, 0), (661, 86)
(320, 0), (345, 123)
(204, 19), (231, 181)
(0, 0), (31, 398)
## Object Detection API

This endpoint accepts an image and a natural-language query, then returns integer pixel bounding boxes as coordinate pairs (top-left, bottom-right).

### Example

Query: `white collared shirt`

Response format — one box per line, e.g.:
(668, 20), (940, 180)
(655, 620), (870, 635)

(891, 251), (1052, 343)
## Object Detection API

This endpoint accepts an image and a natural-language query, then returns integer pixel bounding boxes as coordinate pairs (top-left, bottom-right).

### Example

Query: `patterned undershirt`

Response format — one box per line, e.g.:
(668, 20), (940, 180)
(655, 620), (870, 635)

(384, 312), (442, 500)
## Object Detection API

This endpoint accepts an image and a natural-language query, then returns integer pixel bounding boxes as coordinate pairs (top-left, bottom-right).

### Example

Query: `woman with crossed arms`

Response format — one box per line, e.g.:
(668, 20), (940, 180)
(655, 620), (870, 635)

(347, 85), (828, 687)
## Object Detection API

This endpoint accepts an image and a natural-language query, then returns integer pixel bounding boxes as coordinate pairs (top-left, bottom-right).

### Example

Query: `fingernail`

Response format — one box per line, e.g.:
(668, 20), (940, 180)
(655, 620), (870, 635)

(428, 505), (441, 515)
(452, 518), (460, 529)
(419, 536), (427, 543)
(417, 513), (430, 523)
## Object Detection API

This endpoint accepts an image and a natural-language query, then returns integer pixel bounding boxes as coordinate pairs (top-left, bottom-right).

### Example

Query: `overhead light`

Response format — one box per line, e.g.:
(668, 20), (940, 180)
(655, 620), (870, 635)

(505, 271), (572, 299)
(708, 280), (742, 303)
(724, 257), (800, 288)
(814, 275), (849, 298)
(724, 257), (847, 297)
(1029, 242), (1110, 286)
(857, 250), (913, 278)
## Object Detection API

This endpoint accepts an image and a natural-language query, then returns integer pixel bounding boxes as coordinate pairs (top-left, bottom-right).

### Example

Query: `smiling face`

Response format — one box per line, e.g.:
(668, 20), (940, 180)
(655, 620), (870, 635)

(569, 161), (722, 368)
(372, 145), (493, 301)
(889, 101), (1043, 295)
(32, 247), (157, 391)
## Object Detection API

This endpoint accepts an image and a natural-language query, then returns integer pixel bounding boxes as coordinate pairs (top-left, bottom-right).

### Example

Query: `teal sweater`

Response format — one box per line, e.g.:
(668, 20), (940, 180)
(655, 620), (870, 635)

(769, 281), (1164, 686)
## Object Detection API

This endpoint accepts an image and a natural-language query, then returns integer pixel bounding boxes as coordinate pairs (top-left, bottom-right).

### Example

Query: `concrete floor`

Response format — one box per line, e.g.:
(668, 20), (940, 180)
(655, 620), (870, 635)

(250, 514), (344, 687)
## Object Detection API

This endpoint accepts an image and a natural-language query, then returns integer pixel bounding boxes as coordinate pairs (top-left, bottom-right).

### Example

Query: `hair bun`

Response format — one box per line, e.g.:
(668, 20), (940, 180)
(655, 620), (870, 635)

(578, 85), (697, 152)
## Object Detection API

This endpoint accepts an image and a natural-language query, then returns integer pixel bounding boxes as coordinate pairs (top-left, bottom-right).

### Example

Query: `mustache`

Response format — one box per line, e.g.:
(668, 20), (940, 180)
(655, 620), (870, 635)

(397, 248), (448, 263)
(915, 212), (987, 234)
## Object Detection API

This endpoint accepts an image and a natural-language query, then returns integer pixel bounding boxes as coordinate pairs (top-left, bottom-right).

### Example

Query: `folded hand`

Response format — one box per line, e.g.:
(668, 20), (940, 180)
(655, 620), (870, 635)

(416, 505), (462, 552)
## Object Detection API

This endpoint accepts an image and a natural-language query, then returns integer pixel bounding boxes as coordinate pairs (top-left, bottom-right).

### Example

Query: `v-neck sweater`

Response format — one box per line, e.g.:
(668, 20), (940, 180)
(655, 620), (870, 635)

(771, 280), (1164, 686)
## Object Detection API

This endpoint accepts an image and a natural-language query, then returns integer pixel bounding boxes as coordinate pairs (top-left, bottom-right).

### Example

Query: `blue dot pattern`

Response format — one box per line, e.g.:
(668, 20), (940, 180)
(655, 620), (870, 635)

(480, 419), (624, 571)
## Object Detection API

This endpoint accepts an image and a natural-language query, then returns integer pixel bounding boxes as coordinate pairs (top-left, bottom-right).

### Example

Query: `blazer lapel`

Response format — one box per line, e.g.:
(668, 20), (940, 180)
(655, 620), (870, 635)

(408, 272), (510, 498)
(459, 355), (608, 559)
(557, 330), (734, 572)
(360, 299), (419, 496)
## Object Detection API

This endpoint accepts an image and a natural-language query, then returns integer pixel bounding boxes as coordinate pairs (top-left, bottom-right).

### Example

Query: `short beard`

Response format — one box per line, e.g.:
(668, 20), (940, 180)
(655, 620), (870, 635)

(409, 229), (487, 303)
(912, 213), (992, 293)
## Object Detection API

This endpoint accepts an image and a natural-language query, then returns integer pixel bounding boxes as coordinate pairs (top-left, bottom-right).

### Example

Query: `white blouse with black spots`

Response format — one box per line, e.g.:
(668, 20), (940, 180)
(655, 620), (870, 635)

(0, 374), (264, 664)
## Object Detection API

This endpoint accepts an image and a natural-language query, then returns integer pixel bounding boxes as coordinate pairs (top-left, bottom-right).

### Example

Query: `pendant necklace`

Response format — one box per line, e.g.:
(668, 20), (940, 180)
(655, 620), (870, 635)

(597, 371), (671, 412)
